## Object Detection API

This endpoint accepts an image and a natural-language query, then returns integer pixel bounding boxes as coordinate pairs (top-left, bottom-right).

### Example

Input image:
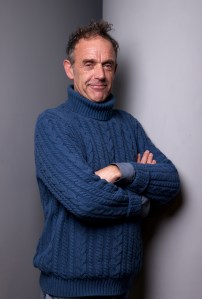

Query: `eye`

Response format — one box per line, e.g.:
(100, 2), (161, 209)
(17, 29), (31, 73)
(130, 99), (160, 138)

(83, 61), (94, 69)
(85, 62), (92, 67)
(103, 63), (114, 71)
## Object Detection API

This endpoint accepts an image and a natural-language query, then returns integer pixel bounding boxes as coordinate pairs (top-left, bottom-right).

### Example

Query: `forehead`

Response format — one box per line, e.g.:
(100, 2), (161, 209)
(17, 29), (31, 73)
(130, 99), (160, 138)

(74, 36), (116, 60)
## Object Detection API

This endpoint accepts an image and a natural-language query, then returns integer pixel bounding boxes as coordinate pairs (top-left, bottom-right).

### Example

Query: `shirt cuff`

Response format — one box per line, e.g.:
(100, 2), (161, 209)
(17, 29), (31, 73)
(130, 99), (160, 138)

(111, 162), (135, 184)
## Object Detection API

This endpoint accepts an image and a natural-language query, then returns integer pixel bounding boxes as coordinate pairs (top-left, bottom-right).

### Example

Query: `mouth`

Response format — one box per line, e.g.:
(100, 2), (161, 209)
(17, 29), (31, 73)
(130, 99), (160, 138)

(89, 84), (107, 90)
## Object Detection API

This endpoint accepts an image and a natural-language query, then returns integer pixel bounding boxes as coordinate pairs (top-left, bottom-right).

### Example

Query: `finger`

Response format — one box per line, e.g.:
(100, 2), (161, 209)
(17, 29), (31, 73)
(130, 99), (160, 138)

(140, 150), (150, 164)
(152, 160), (157, 164)
(147, 153), (154, 164)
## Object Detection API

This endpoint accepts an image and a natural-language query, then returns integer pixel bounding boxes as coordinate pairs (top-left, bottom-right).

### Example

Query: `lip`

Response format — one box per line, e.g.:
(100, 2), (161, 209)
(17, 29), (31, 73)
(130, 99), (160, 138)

(89, 84), (107, 90)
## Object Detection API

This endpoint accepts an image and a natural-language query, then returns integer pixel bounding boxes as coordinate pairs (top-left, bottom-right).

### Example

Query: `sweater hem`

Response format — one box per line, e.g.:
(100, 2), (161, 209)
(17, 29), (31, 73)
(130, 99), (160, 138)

(40, 273), (129, 297)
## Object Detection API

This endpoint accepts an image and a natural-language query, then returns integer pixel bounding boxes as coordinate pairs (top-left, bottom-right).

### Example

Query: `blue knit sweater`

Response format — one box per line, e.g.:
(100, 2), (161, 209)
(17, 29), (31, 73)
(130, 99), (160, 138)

(33, 85), (180, 297)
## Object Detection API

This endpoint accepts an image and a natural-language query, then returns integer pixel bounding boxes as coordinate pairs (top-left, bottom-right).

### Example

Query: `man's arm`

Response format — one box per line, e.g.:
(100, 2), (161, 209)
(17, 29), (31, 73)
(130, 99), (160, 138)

(35, 112), (143, 222)
(95, 150), (156, 183)
(122, 118), (180, 205)
(95, 164), (122, 183)
(95, 116), (180, 207)
(95, 151), (156, 218)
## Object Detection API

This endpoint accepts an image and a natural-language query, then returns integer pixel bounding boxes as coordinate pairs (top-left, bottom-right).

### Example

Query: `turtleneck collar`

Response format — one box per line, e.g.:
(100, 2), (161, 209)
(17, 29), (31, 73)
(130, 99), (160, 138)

(65, 85), (115, 121)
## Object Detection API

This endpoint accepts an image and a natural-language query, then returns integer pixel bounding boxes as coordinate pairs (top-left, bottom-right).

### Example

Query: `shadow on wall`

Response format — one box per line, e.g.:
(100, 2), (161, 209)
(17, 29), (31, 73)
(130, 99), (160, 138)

(112, 56), (138, 110)
(112, 53), (184, 299)
(128, 188), (184, 299)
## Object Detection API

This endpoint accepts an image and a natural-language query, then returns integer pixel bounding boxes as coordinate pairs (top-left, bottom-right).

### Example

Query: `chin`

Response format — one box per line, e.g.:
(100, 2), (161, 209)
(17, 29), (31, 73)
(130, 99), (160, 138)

(89, 93), (109, 103)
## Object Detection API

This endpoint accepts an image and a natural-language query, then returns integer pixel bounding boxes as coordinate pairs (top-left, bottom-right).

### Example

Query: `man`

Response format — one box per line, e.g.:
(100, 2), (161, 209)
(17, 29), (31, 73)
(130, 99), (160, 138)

(34, 21), (180, 299)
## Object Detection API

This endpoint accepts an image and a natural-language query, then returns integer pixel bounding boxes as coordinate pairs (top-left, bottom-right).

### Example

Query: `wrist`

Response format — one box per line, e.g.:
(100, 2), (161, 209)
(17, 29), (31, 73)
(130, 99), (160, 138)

(110, 164), (121, 181)
(111, 162), (135, 184)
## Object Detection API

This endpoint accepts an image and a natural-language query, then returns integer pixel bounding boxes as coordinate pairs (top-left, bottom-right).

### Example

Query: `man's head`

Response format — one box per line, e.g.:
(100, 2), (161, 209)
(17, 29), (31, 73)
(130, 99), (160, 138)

(63, 20), (119, 102)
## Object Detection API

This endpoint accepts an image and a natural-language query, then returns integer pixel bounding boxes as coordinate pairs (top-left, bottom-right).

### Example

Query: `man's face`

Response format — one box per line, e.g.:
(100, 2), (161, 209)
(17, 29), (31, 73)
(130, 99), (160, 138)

(64, 36), (117, 102)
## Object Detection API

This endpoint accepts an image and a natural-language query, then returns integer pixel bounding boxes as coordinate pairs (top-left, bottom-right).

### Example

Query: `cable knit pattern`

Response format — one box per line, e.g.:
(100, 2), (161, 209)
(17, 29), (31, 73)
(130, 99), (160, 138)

(33, 85), (180, 297)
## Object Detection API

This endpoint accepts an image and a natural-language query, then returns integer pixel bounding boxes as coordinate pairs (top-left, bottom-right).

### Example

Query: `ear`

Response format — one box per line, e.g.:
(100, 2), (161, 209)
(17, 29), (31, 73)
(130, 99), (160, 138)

(63, 59), (74, 80)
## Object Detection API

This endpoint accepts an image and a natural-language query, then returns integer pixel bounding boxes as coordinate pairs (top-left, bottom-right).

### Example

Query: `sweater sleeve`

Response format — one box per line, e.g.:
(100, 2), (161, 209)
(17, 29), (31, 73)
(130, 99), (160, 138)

(34, 112), (143, 222)
(126, 118), (180, 205)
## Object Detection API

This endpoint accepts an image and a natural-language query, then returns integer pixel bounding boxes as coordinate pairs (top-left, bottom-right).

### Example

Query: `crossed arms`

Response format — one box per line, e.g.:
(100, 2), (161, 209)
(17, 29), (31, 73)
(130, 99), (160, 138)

(35, 112), (180, 222)
(95, 150), (156, 183)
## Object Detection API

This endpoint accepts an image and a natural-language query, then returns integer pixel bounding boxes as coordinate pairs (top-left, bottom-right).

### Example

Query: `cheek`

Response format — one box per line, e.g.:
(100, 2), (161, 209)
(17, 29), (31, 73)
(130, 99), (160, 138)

(107, 73), (115, 83)
(79, 68), (92, 78)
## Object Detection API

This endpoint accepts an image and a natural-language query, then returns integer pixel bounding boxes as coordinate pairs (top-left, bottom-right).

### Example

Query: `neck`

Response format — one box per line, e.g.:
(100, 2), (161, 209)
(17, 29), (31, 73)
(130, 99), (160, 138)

(65, 85), (115, 121)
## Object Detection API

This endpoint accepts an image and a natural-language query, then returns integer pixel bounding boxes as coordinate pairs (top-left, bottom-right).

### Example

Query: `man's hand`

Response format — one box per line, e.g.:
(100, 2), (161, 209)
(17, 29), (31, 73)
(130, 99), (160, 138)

(137, 150), (157, 164)
(95, 165), (121, 183)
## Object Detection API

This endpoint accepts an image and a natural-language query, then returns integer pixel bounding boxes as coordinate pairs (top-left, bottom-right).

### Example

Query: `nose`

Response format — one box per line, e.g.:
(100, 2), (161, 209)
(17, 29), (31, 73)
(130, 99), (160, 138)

(94, 64), (105, 80)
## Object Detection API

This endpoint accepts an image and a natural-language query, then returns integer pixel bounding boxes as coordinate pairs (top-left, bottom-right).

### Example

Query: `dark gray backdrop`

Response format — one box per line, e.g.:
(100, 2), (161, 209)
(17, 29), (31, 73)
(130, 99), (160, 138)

(0, 1), (102, 298)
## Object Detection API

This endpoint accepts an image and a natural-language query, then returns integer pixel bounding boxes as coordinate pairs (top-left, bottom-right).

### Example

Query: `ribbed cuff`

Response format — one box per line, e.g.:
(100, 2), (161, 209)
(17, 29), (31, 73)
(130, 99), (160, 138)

(129, 164), (150, 193)
(111, 162), (135, 184)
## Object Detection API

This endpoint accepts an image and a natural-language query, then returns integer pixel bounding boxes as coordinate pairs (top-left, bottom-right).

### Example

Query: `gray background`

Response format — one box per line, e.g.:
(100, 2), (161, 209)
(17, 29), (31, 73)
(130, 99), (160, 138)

(104, 1), (202, 299)
(0, 1), (102, 298)
(1, 1), (202, 299)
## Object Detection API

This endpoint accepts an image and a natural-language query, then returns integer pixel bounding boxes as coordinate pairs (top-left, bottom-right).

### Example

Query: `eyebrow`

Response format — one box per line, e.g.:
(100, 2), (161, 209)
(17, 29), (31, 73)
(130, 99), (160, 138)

(82, 59), (96, 64)
(82, 59), (116, 65)
(102, 59), (116, 66)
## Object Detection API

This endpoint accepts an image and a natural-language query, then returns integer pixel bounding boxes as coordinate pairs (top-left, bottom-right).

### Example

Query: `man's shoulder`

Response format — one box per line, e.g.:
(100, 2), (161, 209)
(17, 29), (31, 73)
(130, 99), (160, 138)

(113, 108), (138, 122)
(35, 103), (76, 141)
(36, 102), (68, 125)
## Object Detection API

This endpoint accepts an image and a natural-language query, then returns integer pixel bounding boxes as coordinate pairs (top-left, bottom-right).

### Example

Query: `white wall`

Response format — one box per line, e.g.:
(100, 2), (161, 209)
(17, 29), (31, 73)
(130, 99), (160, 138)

(103, 1), (202, 299)
(0, 1), (102, 298)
